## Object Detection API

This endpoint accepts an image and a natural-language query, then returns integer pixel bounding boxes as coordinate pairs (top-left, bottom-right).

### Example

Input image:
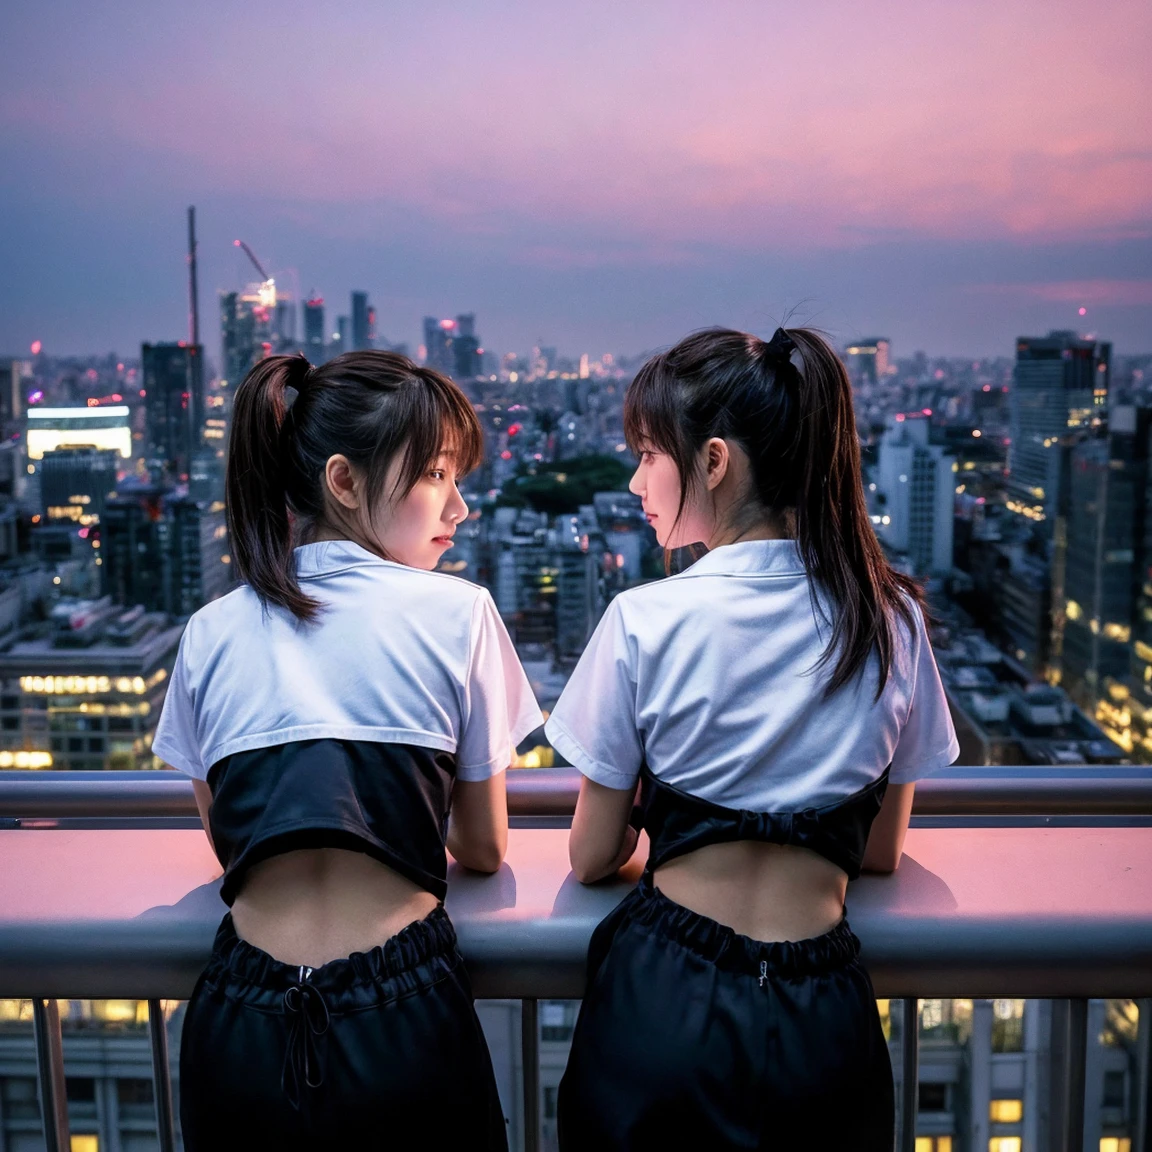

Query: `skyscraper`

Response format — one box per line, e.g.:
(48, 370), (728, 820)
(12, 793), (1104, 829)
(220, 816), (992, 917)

(423, 317), (456, 376)
(1008, 331), (1110, 529)
(1061, 409), (1152, 713)
(141, 342), (203, 481)
(40, 448), (120, 525)
(1005, 331), (1111, 677)
(220, 289), (272, 386)
(0, 358), (25, 429)
(845, 338), (891, 385)
(351, 291), (374, 351)
(453, 313), (481, 379)
(303, 296), (326, 363)
(157, 496), (232, 616)
(875, 415), (955, 575)
(101, 489), (166, 609)
(102, 489), (231, 616)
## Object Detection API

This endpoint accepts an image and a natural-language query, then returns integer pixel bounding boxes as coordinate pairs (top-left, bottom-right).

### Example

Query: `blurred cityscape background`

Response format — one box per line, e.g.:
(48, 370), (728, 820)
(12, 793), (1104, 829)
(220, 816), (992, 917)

(0, 228), (1146, 1151)
(2, 0), (1150, 1145)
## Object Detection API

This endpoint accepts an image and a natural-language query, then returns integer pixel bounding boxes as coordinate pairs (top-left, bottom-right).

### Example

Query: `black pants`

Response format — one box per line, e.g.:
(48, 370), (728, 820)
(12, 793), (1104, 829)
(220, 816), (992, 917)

(558, 873), (894, 1151)
(180, 907), (508, 1151)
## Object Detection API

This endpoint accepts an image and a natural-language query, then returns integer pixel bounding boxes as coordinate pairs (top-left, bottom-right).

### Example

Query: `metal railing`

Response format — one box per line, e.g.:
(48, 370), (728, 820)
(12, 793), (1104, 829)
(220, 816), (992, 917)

(4, 772), (1152, 1151)
(3, 763), (1152, 823)
(14, 963), (1151, 1151)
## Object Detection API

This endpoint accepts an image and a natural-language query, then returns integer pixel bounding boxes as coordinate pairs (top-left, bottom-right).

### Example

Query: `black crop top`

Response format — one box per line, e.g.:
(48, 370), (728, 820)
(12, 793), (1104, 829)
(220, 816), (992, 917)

(634, 763), (890, 880)
(206, 738), (455, 905)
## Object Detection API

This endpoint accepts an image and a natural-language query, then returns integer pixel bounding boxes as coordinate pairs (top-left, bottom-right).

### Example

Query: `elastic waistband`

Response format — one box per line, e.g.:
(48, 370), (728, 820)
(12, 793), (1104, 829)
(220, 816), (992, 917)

(202, 905), (460, 1007)
(623, 871), (860, 978)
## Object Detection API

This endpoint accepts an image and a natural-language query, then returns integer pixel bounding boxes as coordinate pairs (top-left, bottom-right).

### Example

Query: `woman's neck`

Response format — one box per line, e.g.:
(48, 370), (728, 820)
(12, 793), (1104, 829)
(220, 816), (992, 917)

(707, 511), (793, 550)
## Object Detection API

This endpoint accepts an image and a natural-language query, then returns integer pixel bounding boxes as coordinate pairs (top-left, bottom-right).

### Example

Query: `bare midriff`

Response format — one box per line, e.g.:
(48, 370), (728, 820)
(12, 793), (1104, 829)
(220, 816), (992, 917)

(653, 841), (848, 943)
(230, 847), (440, 967)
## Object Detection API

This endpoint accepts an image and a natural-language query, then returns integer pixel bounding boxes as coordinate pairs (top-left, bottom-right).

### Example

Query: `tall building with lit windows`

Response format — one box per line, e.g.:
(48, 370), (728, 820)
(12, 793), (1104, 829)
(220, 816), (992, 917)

(1001, 331), (1110, 677)
(1060, 408), (1152, 753)
(875, 415), (955, 576)
(1007, 330), (1110, 531)
(39, 447), (120, 525)
(221, 289), (269, 385)
(141, 342), (204, 482)
(102, 490), (231, 617)
(845, 337), (891, 385)
(0, 600), (182, 771)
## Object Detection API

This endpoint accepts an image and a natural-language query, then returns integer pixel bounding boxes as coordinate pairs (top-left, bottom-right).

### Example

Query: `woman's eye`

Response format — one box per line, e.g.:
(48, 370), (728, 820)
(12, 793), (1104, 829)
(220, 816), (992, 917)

(428, 470), (446, 481)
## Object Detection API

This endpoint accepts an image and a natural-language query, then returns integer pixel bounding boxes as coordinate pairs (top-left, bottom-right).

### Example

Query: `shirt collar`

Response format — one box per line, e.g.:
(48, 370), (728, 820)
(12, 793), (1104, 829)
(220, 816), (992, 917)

(294, 539), (393, 577)
(680, 538), (806, 578)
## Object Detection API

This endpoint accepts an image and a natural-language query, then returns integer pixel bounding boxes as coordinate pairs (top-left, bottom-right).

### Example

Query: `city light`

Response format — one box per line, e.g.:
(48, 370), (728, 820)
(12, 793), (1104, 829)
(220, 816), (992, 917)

(0, 751), (52, 769)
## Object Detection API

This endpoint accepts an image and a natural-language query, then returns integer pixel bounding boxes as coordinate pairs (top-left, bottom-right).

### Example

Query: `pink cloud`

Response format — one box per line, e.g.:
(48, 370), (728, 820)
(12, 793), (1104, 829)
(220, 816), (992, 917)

(3, 0), (1151, 252)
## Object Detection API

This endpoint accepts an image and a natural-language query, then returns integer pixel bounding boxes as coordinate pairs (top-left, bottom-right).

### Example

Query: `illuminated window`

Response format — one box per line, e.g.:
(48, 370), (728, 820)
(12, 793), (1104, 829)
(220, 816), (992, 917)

(989, 1099), (1023, 1123)
(915, 1140), (953, 1152)
(1099, 1141), (1131, 1152)
(71, 1138), (99, 1152)
(876, 999), (891, 1041)
(989, 1140), (1022, 1152)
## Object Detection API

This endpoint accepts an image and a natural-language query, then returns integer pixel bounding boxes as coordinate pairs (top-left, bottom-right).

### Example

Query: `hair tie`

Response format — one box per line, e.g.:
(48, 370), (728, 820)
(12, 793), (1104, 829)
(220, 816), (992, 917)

(283, 357), (312, 413)
(763, 327), (796, 366)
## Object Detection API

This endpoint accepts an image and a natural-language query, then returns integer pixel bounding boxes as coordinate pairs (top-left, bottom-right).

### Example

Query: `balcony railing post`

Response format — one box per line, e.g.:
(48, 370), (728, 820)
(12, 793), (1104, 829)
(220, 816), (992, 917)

(148, 999), (177, 1152)
(521, 998), (539, 1152)
(1048, 998), (1089, 1152)
(900, 997), (919, 1152)
(1064, 998), (1088, 1151)
(31, 998), (69, 1152)
(1136, 999), (1150, 1152)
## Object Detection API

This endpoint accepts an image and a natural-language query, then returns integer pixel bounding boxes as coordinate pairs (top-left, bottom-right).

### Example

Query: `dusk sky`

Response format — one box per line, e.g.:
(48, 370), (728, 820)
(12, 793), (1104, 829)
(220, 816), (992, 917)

(2, 0), (1150, 362)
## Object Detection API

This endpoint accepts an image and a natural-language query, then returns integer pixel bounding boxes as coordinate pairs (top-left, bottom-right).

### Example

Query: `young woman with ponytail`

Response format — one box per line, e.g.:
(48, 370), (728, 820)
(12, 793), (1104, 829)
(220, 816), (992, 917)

(545, 327), (958, 1151)
(154, 351), (541, 1150)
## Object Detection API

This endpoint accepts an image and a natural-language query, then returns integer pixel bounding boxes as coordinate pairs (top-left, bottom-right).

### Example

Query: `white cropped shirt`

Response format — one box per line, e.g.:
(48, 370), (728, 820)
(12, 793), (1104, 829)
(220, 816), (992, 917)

(154, 540), (544, 781)
(545, 539), (959, 810)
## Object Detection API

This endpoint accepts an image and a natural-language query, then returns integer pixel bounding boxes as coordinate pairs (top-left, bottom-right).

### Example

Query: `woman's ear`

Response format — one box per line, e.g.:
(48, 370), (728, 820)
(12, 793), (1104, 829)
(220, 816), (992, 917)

(703, 437), (731, 492)
(324, 454), (360, 511)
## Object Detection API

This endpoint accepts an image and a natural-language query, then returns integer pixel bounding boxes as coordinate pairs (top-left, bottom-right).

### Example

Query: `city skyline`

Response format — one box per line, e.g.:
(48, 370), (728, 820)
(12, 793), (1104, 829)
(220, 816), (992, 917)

(1, 0), (1150, 359)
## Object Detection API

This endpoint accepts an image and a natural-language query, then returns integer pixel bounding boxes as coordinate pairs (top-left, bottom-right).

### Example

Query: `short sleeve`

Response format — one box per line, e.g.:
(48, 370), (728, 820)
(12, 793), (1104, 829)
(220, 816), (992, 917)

(889, 605), (960, 784)
(456, 591), (544, 781)
(545, 598), (644, 791)
(152, 631), (206, 780)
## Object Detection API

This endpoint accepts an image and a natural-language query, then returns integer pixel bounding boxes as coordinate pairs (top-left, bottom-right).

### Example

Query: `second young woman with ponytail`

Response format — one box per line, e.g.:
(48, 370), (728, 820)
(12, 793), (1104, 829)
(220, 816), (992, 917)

(154, 351), (541, 1150)
(546, 327), (958, 1150)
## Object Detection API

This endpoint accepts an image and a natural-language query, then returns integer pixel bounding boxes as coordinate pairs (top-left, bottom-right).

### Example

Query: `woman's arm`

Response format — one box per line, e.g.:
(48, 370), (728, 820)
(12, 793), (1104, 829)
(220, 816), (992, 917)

(447, 774), (508, 874)
(861, 782), (915, 873)
(569, 777), (640, 884)
(191, 778), (216, 854)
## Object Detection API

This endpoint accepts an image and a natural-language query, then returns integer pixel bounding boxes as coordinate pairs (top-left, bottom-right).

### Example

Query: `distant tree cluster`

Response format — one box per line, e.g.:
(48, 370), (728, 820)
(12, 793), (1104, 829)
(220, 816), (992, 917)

(496, 454), (634, 515)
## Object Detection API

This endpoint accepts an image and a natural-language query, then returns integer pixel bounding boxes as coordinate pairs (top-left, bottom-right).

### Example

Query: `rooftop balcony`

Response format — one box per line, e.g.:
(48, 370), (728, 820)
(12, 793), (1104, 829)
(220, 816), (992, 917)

(1, 766), (1151, 1152)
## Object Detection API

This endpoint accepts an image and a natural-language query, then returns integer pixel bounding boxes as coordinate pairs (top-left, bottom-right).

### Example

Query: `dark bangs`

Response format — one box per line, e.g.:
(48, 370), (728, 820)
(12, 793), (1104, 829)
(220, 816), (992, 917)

(366, 366), (484, 505)
(624, 351), (704, 527)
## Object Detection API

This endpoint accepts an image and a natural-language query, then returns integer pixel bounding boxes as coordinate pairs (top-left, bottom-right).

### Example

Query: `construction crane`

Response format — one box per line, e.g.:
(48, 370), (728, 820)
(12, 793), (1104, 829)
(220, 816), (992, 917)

(233, 239), (270, 282)
(233, 239), (276, 309)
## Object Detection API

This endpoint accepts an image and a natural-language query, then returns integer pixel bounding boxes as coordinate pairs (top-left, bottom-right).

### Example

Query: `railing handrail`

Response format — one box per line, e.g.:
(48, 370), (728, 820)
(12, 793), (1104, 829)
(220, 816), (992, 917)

(2, 823), (1152, 1001)
(1, 765), (1152, 819)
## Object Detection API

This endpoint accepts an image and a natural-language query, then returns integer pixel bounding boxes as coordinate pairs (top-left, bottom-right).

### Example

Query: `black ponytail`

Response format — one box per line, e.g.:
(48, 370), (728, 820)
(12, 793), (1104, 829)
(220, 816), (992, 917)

(786, 329), (923, 694)
(624, 327), (924, 696)
(226, 350), (483, 623)
(226, 354), (317, 620)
